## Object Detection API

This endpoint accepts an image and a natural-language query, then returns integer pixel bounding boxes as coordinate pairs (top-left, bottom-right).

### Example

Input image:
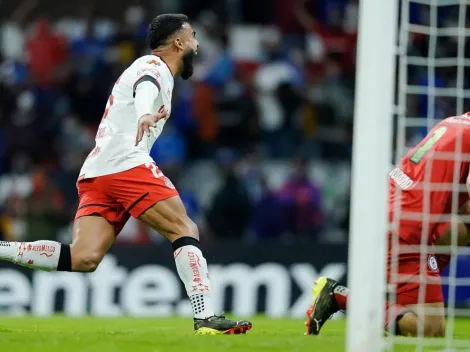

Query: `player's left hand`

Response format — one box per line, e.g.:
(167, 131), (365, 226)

(135, 110), (168, 146)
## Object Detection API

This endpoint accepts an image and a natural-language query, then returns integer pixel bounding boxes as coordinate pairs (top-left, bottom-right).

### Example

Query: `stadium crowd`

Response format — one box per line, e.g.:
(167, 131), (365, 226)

(0, 0), (466, 244)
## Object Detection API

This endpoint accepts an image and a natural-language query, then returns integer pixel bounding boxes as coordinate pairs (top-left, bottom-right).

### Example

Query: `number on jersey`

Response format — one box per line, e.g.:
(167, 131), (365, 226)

(146, 163), (163, 178)
(410, 126), (447, 163)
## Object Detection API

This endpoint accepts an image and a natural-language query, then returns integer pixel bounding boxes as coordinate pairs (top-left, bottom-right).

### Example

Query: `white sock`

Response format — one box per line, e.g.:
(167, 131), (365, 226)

(174, 245), (215, 319)
(0, 241), (61, 271)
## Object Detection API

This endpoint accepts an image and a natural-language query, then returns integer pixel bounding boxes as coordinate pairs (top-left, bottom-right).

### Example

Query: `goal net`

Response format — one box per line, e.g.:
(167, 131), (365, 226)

(348, 0), (470, 351)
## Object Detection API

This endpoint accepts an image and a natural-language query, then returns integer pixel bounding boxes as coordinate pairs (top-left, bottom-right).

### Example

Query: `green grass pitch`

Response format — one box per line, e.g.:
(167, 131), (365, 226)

(0, 316), (469, 352)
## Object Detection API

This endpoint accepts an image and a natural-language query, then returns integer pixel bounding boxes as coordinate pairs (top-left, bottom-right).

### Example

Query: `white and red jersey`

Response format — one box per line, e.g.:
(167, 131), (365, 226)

(79, 55), (174, 179)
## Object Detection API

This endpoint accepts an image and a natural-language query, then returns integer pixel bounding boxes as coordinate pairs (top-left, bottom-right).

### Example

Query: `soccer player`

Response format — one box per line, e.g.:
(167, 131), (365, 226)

(305, 112), (470, 337)
(0, 14), (252, 335)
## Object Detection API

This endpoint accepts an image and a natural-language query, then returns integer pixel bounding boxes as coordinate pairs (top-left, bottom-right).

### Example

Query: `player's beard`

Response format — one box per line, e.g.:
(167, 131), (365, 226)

(181, 50), (196, 80)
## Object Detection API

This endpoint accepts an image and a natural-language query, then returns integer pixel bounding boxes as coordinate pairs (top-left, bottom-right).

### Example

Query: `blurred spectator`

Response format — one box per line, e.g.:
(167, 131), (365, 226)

(53, 115), (93, 208)
(0, 0), (37, 62)
(192, 84), (218, 154)
(278, 158), (323, 238)
(276, 0), (315, 52)
(295, 0), (357, 72)
(0, 153), (33, 205)
(303, 52), (353, 161)
(6, 90), (44, 156)
(217, 72), (259, 151)
(191, 12), (236, 155)
(321, 53), (354, 124)
(239, 151), (264, 202)
(254, 35), (303, 159)
(193, 10), (225, 81)
(251, 176), (286, 241)
(207, 149), (251, 239)
(150, 122), (187, 166)
(0, 194), (27, 241)
(25, 168), (69, 241)
(26, 19), (67, 88)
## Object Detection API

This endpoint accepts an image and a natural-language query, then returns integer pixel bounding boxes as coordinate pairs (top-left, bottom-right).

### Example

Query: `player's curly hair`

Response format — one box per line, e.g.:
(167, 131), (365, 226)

(147, 14), (189, 50)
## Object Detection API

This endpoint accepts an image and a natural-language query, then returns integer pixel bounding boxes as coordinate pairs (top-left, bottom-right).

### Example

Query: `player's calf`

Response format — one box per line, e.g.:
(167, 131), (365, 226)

(138, 197), (199, 242)
(139, 198), (213, 320)
(139, 197), (252, 333)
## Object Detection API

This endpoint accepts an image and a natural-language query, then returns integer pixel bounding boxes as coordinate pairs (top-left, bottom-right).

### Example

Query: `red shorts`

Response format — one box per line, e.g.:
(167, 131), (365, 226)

(386, 223), (447, 306)
(75, 163), (179, 234)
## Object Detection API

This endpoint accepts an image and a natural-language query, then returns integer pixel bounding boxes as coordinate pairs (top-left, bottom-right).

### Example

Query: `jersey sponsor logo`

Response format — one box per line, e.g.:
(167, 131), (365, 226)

(147, 59), (160, 66)
(389, 167), (414, 190)
(428, 255), (439, 272)
(0, 254), (346, 318)
(26, 244), (56, 254)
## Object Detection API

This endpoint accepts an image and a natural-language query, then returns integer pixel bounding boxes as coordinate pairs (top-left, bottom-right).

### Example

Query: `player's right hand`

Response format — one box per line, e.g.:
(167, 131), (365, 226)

(135, 110), (167, 146)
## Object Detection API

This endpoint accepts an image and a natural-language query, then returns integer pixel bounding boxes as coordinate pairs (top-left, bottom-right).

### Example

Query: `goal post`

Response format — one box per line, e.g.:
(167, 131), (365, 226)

(346, 0), (399, 351)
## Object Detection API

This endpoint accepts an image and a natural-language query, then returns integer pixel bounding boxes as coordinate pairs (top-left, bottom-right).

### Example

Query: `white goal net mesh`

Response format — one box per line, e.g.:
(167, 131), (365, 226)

(389, 0), (470, 351)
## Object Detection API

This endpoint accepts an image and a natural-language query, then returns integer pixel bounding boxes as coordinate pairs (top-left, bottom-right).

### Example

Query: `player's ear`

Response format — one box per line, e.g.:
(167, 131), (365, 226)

(174, 36), (184, 51)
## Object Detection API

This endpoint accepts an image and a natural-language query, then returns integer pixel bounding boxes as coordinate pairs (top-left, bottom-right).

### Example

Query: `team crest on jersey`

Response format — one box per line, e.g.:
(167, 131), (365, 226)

(164, 177), (175, 189)
(148, 59), (160, 66)
(428, 255), (438, 272)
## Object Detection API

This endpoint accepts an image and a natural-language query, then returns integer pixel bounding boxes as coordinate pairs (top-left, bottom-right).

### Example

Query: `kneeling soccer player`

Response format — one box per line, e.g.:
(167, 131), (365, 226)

(306, 112), (470, 337)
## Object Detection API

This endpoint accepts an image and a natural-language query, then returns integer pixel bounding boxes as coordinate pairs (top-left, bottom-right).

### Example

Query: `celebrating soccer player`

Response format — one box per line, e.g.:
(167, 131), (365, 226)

(0, 14), (252, 335)
(305, 112), (470, 337)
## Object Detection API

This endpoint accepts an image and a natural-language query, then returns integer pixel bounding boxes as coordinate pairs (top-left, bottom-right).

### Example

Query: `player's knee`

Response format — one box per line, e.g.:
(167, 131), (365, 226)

(79, 253), (102, 272)
(395, 311), (445, 337)
(72, 250), (103, 273)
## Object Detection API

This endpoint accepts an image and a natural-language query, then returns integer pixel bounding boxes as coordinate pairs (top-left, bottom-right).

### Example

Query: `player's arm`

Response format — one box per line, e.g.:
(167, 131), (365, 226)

(434, 216), (470, 247)
(133, 71), (167, 145)
(433, 170), (470, 247)
(434, 171), (470, 247)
